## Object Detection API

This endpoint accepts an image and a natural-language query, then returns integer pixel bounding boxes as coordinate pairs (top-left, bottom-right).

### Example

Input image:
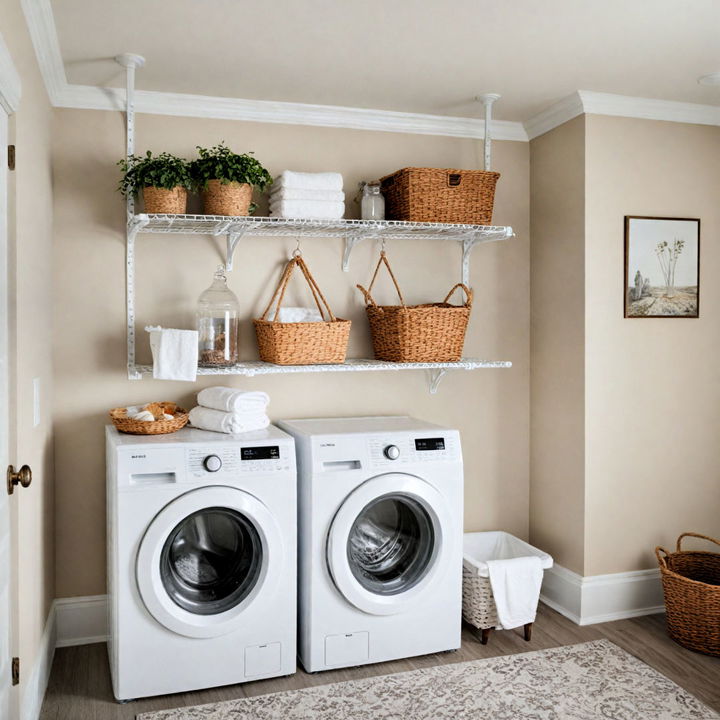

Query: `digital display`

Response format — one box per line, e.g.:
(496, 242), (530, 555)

(241, 446), (280, 461)
(415, 437), (445, 451)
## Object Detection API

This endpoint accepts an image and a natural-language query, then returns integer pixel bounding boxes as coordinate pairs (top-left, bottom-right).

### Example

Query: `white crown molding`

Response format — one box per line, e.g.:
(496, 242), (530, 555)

(0, 30), (22, 113)
(20, 0), (65, 105)
(523, 92), (585, 140)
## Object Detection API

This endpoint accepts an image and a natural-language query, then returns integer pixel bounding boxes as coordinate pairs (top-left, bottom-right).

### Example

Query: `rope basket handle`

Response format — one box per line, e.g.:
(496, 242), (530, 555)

(356, 251), (405, 309)
(443, 283), (474, 308)
(676, 532), (720, 553)
(260, 254), (336, 323)
(655, 546), (671, 569)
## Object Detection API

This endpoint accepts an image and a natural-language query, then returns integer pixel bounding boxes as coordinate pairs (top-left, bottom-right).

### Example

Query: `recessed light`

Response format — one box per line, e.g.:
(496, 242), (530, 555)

(697, 72), (720, 86)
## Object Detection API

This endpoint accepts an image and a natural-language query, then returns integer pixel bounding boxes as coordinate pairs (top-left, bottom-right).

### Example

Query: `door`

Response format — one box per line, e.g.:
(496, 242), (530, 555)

(326, 473), (456, 616)
(0, 108), (11, 720)
(136, 486), (284, 638)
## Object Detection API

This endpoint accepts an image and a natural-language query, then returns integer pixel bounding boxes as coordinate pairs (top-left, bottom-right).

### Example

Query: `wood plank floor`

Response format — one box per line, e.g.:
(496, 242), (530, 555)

(40, 605), (720, 719)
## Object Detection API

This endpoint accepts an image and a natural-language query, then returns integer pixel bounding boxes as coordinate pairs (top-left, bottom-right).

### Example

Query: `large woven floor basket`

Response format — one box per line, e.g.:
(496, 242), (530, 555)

(656, 532), (720, 656)
(254, 253), (350, 365)
(357, 252), (472, 362)
(380, 167), (500, 225)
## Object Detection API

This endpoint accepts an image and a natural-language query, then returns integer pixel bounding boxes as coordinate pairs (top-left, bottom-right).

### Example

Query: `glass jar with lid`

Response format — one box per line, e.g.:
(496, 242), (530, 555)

(360, 181), (386, 221)
(197, 265), (240, 367)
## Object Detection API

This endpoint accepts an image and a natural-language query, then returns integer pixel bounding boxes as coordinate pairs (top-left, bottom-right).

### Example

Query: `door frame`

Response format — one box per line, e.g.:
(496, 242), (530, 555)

(0, 30), (21, 720)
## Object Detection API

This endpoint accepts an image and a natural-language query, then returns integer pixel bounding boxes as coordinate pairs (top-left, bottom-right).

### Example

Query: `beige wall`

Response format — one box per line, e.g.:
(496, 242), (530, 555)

(529, 116), (586, 574)
(584, 115), (720, 574)
(51, 111), (530, 597)
(1, 0), (55, 708)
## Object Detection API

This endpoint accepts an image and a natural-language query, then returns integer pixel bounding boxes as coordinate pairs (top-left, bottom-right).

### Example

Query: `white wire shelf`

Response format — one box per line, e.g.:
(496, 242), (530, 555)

(130, 358), (512, 394)
(128, 214), (514, 277)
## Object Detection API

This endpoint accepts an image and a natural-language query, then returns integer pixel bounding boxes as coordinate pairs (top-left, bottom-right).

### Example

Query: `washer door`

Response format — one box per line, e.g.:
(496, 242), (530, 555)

(326, 473), (455, 616)
(136, 486), (283, 638)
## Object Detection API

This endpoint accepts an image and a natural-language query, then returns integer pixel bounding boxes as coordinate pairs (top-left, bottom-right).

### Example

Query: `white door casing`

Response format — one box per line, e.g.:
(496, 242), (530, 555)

(326, 473), (455, 616)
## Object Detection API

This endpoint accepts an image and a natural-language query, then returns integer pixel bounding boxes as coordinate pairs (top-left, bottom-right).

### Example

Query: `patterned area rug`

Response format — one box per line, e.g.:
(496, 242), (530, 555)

(137, 640), (718, 720)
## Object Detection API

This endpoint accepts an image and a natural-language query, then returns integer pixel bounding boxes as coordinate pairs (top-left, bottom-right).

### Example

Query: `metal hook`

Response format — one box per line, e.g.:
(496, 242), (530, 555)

(292, 238), (302, 257)
(381, 237), (387, 253)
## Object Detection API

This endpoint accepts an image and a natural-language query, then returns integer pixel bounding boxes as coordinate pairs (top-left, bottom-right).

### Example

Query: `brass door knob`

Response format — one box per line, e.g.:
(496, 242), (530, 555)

(7, 465), (32, 495)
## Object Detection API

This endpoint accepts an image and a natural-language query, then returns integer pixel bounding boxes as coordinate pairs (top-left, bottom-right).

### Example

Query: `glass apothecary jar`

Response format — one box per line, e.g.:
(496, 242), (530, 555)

(360, 181), (385, 220)
(197, 266), (240, 367)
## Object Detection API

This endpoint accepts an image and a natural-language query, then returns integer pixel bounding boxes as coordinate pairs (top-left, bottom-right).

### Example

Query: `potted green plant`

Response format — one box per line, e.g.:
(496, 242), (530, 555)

(117, 151), (192, 214)
(190, 143), (273, 216)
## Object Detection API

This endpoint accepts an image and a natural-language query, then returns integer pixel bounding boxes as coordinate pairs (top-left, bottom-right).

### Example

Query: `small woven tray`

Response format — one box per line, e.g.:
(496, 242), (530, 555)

(109, 402), (189, 435)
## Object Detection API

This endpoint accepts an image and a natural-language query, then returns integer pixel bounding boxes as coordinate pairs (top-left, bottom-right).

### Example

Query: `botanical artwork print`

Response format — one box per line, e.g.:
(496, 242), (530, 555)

(625, 216), (700, 318)
(137, 640), (718, 720)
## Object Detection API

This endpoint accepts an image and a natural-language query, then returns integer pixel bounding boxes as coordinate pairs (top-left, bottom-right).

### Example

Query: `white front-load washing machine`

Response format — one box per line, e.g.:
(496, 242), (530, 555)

(106, 425), (296, 700)
(278, 416), (463, 672)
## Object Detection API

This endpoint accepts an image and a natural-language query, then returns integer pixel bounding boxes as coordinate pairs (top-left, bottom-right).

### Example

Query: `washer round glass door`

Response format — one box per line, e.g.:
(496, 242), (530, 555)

(327, 473), (455, 616)
(136, 486), (283, 638)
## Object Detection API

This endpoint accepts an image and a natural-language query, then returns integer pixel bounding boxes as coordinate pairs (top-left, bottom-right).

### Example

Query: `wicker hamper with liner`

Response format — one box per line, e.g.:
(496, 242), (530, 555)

(254, 253), (351, 365)
(379, 167), (500, 225)
(656, 532), (720, 657)
(356, 251), (472, 363)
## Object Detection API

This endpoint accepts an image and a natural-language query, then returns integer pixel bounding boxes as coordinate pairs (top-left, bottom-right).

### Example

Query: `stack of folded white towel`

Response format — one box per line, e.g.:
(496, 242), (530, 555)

(189, 387), (270, 434)
(269, 170), (345, 220)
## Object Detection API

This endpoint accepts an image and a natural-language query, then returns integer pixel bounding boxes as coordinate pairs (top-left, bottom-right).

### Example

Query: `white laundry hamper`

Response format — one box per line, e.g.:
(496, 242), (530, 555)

(462, 531), (553, 645)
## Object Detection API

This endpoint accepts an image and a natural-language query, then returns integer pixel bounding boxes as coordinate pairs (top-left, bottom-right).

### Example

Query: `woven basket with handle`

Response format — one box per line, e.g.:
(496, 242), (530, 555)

(655, 532), (720, 656)
(356, 251), (472, 363)
(254, 253), (351, 365)
(380, 167), (500, 225)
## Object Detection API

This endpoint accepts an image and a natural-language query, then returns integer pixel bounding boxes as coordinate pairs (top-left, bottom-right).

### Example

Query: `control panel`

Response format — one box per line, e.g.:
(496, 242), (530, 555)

(368, 433), (457, 467)
(187, 444), (291, 477)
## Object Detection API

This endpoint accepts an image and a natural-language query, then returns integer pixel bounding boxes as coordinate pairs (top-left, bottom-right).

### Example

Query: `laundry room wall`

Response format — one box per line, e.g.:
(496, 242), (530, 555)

(51, 110), (530, 598)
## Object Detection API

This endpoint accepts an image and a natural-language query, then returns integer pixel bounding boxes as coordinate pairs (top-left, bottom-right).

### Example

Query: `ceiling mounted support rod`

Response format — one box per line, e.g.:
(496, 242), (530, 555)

(478, 93), (501, 171)
(116, 53), (146, 380)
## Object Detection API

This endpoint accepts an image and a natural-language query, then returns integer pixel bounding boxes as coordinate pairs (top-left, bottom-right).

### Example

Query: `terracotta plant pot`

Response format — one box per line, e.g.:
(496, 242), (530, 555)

(142, 186), (187, 214)
(202, 180), (252, 216)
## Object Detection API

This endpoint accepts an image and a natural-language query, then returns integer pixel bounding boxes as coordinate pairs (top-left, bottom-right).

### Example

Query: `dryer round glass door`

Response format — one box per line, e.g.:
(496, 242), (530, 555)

(326, 473), (457, 616)
(136, 486), (284, 639)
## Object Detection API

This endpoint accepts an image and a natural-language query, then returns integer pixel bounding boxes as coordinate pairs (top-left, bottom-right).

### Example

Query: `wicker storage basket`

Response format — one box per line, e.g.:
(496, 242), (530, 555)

(254, 253), (351, 365)
(356, 252), (472, 363)
(109, 403), (189, 435)
(656, 532), (720, 656)
(142, 186), (187, 214)
(202, 180), (252, 216)
(462, 568), (499, 630)
(380, 167), (500, 225)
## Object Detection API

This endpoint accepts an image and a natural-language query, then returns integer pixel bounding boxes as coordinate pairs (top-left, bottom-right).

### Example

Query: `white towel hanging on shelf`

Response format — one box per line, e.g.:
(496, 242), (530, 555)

(146, 326), (198, 382)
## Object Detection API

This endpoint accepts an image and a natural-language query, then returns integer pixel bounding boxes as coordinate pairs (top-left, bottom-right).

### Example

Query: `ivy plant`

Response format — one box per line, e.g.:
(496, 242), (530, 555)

(190, 143), (273, 192)
(117, 151), (192, 197)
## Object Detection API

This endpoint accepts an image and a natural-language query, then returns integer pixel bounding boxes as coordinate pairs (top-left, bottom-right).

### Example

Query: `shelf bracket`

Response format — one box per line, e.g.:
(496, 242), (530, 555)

(342, 231), (365, 272)
(225, 228), (247, 271)
(428, 368), (448, 394)
(461, 237), (478, 287)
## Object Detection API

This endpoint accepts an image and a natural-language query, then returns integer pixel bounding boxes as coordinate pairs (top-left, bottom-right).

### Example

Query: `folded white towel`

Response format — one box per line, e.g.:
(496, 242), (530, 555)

(269, 306), (324, 323)
(486, 556), (544, 630)
(189, 406), (270, 434)
(270, 187), (345, 203)
(269, 199), (345, 220)
(197, 387), (270, 414)
(146, 326), (198, 382)
(274, 170), (343, 192)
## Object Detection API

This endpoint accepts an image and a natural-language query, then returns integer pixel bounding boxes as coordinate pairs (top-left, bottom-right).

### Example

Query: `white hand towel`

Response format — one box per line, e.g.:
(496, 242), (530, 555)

(197, 387), (270, 414)
(486, 556), (544, 630)
(268, 306), (324, 323)
(274, 170), (343, 192)
(270, 187), (345, 202)
(146, 326), (198, 382)
(189, 406), (270, 434)
(269, 199), (345, 220)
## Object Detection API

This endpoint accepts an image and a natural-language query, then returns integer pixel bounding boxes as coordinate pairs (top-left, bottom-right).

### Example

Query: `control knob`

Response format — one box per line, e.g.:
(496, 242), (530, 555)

(383, 445), (400, 460)
(203, 454), (223, 472)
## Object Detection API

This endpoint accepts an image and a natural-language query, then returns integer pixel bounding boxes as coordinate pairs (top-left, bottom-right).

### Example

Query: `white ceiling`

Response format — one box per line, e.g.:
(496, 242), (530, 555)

(51, 0), (720, 123)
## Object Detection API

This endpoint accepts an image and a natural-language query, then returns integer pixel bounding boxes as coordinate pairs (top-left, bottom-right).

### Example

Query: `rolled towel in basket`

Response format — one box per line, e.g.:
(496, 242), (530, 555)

(269, 199), (345, 220)
(189, 406), (270, 434)
(274, 170), (343, 192)
(197, 387), (269, 414)
(270, 187), (345, 202)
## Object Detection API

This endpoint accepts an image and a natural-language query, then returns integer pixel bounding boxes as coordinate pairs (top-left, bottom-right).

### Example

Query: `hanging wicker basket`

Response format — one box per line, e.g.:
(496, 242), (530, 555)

(254, 253), (351, 365)
(356, 251), (472, 363)
(655, 532), (720, 657)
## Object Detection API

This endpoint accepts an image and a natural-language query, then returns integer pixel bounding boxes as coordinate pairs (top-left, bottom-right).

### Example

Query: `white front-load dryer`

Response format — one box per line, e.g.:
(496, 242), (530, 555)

(278, 416), (463, 672)
(106, 425), (296, 700)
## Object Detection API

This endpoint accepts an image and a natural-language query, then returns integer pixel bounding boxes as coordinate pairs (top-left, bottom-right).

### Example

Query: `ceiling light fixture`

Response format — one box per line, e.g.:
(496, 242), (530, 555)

(697, 72), (720, 86)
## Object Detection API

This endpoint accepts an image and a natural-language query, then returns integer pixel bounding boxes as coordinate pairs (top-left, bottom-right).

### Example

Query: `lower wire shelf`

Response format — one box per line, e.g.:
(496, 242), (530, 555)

(130, 358), (512, 394)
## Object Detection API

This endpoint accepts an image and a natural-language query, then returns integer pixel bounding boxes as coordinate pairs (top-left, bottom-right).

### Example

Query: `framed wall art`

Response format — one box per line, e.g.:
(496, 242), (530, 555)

(624, 216), (700, 318)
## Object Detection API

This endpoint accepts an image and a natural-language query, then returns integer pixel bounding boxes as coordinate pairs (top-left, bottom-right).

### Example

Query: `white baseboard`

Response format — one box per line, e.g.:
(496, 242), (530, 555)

(540, 564), (665, 626)
(20, 603), (55, 720)
(54, 595), (108, 648)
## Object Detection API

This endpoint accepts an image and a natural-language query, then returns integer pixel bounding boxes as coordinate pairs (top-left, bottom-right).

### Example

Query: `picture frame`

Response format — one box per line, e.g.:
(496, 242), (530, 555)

(624, 216), (700, 318)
